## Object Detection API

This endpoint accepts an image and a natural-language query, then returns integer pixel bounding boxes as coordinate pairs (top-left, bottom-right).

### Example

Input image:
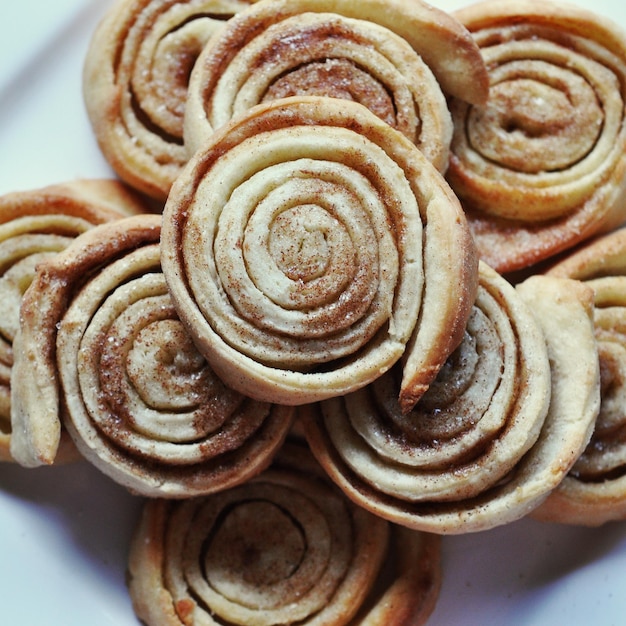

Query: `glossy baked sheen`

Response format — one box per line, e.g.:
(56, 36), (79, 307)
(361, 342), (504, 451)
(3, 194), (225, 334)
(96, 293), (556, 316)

(1, 1), (626, 625)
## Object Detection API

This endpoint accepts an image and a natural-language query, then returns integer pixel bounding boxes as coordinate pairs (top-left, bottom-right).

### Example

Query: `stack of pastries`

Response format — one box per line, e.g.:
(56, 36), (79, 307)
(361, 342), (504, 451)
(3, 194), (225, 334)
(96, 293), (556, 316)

(3, 0), (626, 623)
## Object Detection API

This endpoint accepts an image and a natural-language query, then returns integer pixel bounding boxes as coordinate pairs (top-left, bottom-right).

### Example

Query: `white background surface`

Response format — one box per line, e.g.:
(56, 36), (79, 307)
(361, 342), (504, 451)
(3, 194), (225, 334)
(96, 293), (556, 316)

(1, 1), (626, 624)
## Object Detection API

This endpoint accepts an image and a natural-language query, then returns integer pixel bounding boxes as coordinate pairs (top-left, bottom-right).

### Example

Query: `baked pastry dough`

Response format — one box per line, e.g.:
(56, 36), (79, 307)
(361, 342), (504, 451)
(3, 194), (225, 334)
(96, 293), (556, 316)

(183, 0), (489, 167)
(534, 227), (626, 525)
(302, 264), (600, 533)
(183, 0), (486, 170)
(83, 0), (257, 202)
(447, 0), (626, 273)
(162, 95), (478, 410)
(127, 441), (442, 625)
(11, 214), (293, 497)
(1, 179), (146, 463)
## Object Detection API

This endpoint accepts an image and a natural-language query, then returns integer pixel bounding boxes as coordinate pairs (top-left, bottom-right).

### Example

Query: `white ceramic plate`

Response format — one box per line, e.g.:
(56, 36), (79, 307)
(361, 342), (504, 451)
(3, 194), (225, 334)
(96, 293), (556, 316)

(1, 1), (625, 624)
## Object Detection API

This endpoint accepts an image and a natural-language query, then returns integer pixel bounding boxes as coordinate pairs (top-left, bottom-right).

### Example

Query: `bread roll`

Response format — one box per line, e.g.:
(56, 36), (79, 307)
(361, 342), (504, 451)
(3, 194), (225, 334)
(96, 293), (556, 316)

(534, 227), (626, 525)
(183, 0), (484, 170)
(2, 179), (147, 464)
(303, 265), (600, 533)
(127, 441), (442, 625)
(162, 95), (478, 410)
(11, 214), (293, 496)
(447, 0), (626, 273)
(83, 0), (258, 201)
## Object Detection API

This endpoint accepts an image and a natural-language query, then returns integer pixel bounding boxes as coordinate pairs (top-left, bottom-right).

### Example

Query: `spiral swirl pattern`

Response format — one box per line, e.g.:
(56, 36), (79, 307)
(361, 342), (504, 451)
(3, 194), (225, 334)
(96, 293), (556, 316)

(184, 0), (457, 170)
(83, 0), (256, 201)
(11, 214), (293, 495)
(536, 227), (626, 525)
(128, 442), (441, 625)
(162, 95), (477, 408)
(303, 265), (600, 533)
(574, 278), (626, 483)
(446, 0), (626, 272)
(2, 180), (145, 464)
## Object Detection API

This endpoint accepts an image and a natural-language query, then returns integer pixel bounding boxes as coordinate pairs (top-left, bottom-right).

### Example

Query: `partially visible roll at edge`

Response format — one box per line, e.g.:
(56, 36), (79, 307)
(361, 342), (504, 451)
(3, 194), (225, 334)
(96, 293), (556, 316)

(127, 441), (442, 625)
(2, 179), (149, 464)
(534, 227), (626, 525)
(447, 0), (626, 273)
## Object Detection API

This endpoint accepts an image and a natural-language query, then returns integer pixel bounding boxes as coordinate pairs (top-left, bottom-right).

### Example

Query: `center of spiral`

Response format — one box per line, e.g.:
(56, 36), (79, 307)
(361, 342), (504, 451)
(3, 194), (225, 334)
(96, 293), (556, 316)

(263, 58), (396, 128)
(205, 501), (305, 591)
(468, 62), (603, 173)
(269, 205), (331, 282)
(127, 318), (209, 410)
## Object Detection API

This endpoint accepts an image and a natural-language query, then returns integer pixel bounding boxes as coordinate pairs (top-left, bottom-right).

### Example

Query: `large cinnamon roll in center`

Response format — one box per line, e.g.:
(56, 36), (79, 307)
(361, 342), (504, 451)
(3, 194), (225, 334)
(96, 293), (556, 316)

(162, 95), (478, 410)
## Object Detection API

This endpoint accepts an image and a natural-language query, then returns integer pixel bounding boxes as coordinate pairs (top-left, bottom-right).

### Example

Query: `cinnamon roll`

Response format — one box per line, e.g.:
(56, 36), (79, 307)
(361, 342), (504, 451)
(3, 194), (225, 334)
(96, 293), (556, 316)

(83, 0), (257, 202)
(127, 441), (441, 625)
(302, 263), (600, 533)
(534, 227), (626, 525)
(0, 179), (146, 464)
(11, 214), (293, 496)
(162, 95), (478, 410)
(447, 0), (626, 273)
(182, 0), (490, 170)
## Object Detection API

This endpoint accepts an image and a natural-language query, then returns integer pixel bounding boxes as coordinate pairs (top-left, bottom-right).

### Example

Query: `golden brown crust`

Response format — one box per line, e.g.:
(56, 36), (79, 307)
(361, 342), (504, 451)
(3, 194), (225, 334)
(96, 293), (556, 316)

(447, 0), (626, 273)
(398, 178), (479, 412)
(0, 179), (148, 223)
(533, 279), (626, 525)
(327, 0), (490, 105)
(163, 95), (477, 408)
(39, 178), (155, 216)
(83, 0), (257, 201)
(11, 214), (293, 495)
(0, 179), (146, 464)
(127, 441), (441, 625)
(355, 524), (441, 626)
(455, 0), (626, 51)
(302, 266), (599, 533)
